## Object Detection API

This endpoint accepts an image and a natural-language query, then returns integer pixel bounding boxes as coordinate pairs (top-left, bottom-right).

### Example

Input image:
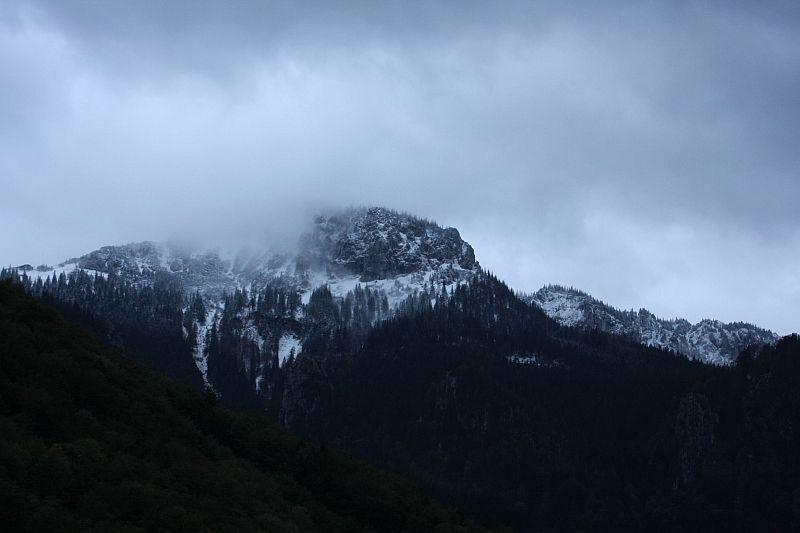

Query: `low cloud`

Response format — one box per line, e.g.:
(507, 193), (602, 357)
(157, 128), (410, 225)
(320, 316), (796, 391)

(1, 1), (798, 333)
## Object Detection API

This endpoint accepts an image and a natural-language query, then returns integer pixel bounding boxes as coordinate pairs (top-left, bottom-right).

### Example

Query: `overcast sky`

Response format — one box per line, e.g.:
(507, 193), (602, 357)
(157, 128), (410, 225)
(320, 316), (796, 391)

(1, 1), (798, 333)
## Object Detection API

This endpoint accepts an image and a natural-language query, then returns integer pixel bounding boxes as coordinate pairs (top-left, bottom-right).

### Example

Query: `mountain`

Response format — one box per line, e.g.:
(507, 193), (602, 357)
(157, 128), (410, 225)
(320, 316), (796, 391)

(280, 274), (800, 530)
(7, 206), (780, 408)
(528, 285), (779, 365)
(7, 207), (482, 410)
(5, 206), (799, 530)
(0, 279), (482, 532)
(12, 206), (777, 372)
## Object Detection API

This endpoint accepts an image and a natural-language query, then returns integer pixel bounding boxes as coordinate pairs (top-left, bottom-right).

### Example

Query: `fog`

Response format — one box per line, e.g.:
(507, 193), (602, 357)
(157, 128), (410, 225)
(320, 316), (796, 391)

(1, 1), (798, 333)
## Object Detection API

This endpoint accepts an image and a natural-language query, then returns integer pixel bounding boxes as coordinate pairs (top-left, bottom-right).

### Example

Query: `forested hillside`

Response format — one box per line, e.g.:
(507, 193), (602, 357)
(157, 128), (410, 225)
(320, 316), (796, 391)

(0, 280), (481, 532)
(3, 267), (798, 530)
(282, 275), (800, 531)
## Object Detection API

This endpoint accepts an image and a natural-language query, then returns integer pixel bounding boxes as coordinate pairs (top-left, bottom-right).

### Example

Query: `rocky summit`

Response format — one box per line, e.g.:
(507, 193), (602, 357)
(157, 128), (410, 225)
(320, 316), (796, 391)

(51, 207), (479, 304)
(298, 207), (477, 281)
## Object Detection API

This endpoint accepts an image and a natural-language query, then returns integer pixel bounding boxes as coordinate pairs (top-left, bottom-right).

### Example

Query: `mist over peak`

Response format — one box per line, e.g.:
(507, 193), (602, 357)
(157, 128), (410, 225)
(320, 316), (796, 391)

(1, 1), (798, 333)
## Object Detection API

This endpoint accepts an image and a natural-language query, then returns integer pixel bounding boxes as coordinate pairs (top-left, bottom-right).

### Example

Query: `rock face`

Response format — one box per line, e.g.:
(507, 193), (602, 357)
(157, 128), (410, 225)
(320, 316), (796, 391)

(528, 285), (779, 365)
(299, 207), (477, 281)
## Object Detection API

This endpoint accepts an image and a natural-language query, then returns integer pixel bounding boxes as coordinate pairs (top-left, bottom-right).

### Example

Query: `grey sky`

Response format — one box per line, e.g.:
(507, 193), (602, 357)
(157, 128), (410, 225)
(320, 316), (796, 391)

(1, 1), (798, 333)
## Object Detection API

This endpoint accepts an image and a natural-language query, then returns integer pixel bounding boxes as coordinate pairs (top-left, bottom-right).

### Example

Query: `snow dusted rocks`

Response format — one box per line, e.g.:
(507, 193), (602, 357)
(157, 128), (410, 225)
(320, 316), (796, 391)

(298, 207), (477, 281)
(528, 285), (779, 365)
(19, 208), (480, 383)
(59, 207), (480, 304)
(76, 241), (235, 296)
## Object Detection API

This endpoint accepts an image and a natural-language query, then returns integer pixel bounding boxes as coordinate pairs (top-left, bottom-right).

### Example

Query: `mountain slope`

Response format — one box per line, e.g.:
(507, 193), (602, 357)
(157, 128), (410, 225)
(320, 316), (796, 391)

(5, 205), (799, 531)
(281, 273), (715, 529)
(528, 285), (779, 364)
(8, 206), (782, 400)
(10, 207), (480, 398)
(281, 274), (800, 530)
(0, 280), (482, 532)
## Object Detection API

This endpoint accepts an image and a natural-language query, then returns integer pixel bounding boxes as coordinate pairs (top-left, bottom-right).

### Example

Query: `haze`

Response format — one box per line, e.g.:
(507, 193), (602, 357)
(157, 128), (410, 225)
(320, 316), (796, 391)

(1, 1), (798, 334)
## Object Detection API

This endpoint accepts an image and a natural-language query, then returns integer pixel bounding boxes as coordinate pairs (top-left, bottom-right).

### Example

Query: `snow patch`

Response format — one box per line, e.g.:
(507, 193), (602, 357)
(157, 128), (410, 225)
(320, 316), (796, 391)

(507, 354), (539, 365)
(192, 307), (218, 389)
(15, 263), (108, 282)
(531, 289), (585, 327)
(278, 333), (302, 366)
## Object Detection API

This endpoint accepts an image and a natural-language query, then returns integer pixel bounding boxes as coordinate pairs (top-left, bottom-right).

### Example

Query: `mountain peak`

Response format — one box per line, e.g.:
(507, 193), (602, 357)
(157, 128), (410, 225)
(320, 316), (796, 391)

(25, 207), (479, 302)
(299, 206), (477, 282)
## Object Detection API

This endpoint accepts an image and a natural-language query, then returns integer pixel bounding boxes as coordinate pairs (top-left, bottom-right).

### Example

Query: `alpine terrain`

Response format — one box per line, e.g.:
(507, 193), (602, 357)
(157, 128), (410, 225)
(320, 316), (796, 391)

(8, 207), (479, 401)
(4, 206), (797, 531)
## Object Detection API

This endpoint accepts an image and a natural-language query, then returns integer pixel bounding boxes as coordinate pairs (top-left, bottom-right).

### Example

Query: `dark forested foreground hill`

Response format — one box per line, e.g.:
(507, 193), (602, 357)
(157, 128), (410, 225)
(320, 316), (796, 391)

(0, 280), (483, 533)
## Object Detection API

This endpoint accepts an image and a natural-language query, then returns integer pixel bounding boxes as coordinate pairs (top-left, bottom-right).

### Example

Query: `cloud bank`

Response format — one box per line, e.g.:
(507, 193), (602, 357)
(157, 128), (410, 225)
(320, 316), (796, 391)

(1, 1), (798, 333)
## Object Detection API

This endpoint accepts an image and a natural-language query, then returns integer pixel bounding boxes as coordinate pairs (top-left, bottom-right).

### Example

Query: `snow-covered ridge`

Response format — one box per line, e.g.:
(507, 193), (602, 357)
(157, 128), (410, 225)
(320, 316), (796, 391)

(527, 285), (779, 365)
